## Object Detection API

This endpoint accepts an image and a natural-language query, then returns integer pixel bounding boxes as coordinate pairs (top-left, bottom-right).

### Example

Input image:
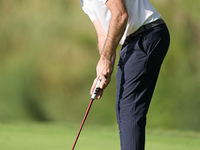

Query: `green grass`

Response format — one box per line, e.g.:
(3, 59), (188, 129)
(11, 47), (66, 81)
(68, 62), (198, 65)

(0, 123), (200, 150)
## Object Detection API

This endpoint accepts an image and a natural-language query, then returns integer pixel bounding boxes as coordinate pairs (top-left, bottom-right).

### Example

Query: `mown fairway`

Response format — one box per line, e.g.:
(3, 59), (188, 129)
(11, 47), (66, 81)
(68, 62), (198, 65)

(0, 123), (200, 150)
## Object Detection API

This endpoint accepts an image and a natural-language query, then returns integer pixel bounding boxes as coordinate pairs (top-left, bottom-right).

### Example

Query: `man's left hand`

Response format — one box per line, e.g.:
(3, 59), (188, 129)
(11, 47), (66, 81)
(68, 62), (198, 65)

(90, 57), (113, 99)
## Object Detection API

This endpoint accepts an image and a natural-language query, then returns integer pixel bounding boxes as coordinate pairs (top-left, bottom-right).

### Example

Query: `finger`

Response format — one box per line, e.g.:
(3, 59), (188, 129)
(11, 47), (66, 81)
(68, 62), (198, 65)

(90, 78), (98, 95)
(99, 76), (106, 89)
(99, 74), (111, 90)
(96, 89), (104, 99)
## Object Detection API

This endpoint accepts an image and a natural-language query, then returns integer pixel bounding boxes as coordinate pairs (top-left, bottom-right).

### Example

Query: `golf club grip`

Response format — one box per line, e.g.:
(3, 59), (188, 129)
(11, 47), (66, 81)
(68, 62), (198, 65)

(91, 77), (102, 100)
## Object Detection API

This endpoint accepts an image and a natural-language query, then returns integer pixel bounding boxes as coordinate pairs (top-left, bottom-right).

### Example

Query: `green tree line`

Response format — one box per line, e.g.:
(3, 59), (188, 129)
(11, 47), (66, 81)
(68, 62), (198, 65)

(0, 0), (200, 131)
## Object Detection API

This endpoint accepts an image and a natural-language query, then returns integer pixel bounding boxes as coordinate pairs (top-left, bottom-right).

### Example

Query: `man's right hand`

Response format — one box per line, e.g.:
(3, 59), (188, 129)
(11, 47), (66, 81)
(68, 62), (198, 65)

(90, 77), (104, 99)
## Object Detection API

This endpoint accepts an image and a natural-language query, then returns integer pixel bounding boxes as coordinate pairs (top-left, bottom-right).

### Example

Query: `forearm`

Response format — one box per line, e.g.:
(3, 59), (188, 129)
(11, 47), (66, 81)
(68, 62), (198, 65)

(93, 19), (116, 70)
(98, 34), (116, 68)
(93, 15), (125, 66)
(97, 35), (106, 55)
(92, 19), (107, 54)
(101, 15), (128, 60)
(100, 0), (128, 60)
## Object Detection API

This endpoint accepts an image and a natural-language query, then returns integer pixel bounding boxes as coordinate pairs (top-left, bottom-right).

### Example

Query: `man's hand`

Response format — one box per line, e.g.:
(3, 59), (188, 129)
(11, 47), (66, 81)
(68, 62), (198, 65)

(90, 77), (103, 99)
(90, 56), (113, 99)
(97, 56), (113, 89)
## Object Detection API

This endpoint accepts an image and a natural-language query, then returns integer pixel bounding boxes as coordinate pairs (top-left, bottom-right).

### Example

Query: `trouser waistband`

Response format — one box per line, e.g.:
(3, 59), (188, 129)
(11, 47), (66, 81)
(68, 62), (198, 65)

(123, 19), (165, 47)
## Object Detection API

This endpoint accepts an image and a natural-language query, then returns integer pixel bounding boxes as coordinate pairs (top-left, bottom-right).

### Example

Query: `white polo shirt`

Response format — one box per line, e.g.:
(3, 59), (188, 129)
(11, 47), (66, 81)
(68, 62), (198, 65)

(79, 0), (161, 45)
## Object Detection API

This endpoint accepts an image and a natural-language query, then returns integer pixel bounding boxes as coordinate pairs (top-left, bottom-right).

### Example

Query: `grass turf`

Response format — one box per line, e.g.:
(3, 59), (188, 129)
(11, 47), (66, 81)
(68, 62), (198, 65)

(0, 123), (200, 150)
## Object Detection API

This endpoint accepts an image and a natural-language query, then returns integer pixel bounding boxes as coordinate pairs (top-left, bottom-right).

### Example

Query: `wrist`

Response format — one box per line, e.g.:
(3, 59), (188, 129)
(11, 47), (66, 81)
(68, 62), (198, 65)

(100, 54), (111, 62)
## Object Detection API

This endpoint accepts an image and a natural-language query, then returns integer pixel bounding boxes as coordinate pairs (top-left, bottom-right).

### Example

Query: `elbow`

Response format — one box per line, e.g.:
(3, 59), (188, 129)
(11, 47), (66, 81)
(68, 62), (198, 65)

(115, 11), (128, 26)
(122, 12), (128, 25)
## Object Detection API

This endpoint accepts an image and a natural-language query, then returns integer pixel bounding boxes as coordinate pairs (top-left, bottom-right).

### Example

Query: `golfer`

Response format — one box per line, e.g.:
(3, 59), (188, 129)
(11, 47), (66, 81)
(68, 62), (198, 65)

(79, 0), (170, 150)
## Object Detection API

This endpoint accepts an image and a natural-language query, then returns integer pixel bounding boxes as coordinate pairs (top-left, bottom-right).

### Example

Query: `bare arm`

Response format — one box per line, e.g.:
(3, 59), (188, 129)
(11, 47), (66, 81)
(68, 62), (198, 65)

(93, 19), (116, 69)
(91, 0), (128, 99)
(97, 0), (128, 89)
(93, 19), (107, 54)
(101, 0), (128, 60)
(90, 19), (116, 98)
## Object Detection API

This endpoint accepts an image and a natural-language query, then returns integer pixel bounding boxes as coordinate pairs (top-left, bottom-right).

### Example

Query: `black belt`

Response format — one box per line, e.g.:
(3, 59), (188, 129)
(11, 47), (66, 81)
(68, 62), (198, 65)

(123, 19), (165, 47)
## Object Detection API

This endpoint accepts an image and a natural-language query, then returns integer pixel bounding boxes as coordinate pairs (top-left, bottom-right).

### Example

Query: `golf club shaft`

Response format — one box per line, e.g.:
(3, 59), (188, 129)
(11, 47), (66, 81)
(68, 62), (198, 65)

(72, 77), (101, 150)
(71, 98), (94, 150)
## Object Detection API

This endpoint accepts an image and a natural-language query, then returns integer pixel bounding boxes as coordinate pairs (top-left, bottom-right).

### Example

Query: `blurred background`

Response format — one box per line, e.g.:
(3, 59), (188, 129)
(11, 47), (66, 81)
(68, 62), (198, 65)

(0, 0), (200, 132)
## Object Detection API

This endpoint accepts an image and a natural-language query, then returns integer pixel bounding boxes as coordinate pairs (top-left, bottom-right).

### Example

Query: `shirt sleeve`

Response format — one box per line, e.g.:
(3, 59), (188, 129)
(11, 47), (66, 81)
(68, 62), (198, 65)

(79, 0), (97, 22)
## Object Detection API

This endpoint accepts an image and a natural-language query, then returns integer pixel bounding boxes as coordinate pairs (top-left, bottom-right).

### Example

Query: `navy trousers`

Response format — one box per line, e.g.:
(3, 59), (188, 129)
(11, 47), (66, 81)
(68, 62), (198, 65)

(116, 23), (170, 150)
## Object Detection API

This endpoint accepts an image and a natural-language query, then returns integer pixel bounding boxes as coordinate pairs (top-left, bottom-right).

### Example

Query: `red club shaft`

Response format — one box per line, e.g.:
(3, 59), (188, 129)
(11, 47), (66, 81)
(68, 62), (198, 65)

(71, 98), (94, 150)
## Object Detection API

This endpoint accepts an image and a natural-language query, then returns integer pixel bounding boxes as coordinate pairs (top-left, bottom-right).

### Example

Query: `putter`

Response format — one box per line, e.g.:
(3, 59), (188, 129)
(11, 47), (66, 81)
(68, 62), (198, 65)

(71, 77), (102, 150)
